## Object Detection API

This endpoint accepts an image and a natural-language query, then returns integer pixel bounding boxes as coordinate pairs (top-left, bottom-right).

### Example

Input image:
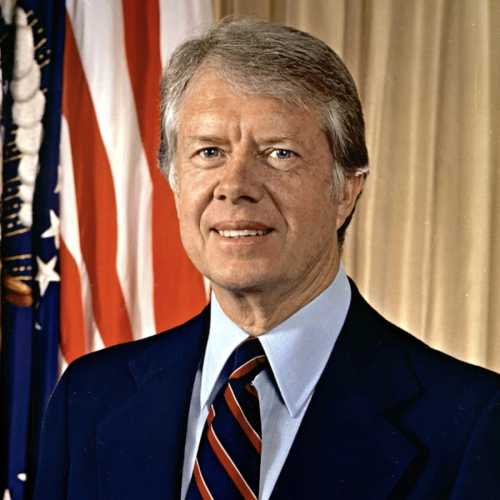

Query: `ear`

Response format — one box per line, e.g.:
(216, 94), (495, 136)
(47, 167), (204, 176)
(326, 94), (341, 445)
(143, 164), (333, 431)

(336, 174), (365, 230)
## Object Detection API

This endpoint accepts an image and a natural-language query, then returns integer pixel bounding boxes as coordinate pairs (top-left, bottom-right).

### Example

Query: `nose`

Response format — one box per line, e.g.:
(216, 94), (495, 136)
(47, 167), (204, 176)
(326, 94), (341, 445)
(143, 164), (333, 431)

(213, 153), (264, 204)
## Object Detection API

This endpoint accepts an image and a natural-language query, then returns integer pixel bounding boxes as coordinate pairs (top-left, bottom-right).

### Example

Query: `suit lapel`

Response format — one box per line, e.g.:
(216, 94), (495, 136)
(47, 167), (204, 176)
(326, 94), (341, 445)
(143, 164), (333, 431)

(272, 284), (423, 499)
(96, 309), (210, 500)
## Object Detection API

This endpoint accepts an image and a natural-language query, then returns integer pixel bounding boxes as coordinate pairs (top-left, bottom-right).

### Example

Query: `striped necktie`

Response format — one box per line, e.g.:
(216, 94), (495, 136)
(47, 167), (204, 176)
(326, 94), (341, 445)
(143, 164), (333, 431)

(186, 338), (267, 500)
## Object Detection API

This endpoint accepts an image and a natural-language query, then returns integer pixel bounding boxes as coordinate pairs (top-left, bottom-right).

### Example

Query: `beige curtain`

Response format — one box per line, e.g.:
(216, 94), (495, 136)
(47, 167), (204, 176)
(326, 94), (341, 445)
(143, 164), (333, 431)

(213, 0), (500, 372)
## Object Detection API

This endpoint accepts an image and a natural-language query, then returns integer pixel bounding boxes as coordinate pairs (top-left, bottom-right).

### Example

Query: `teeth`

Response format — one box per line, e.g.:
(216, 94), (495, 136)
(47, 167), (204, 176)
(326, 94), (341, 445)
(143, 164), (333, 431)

(217, 229), (268, 238)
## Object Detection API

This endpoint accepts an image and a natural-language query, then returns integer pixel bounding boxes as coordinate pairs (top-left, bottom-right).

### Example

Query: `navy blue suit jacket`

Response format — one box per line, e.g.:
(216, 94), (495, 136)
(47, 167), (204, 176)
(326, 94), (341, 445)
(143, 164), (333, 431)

(33, 283), (500, 499)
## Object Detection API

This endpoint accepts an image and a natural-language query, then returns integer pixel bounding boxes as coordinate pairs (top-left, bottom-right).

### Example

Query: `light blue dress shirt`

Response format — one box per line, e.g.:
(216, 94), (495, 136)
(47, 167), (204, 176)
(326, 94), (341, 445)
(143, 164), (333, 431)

(180, 268), (351, 499)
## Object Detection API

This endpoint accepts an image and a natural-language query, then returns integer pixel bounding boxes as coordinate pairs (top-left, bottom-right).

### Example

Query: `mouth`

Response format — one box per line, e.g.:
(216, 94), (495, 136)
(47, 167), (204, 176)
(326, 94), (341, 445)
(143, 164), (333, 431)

(211, 222), (274, 240)
(215, 228), (272, 238)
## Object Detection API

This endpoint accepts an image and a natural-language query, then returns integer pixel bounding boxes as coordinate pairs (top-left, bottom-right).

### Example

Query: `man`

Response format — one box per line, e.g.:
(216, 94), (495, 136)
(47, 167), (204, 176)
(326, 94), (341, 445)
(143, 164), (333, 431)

(34, 18), (500, 500)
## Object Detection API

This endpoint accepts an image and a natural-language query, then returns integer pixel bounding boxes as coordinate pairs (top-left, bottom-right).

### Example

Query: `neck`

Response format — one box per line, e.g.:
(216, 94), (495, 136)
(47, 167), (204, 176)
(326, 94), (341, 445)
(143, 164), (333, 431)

(212, 259), (340, 336)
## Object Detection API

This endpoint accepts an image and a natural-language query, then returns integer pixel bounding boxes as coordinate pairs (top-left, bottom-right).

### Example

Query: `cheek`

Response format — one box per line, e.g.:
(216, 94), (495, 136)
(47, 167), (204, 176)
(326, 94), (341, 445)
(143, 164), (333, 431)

(282, 181), (337, 235)
(177, 171), (214, 228)
(175, 192), (205, 253)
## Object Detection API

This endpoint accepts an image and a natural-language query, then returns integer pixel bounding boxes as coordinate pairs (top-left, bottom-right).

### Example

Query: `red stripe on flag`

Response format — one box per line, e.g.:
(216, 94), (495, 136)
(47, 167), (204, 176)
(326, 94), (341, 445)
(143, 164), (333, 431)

(59, 238), (87, 362)
(62, 15), (133, 346)
(121, 0), (207, 333)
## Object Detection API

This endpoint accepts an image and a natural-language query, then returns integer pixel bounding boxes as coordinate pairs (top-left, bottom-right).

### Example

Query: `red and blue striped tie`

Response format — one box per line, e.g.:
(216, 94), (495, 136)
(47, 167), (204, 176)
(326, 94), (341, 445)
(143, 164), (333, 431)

(186, 338), (267, 499)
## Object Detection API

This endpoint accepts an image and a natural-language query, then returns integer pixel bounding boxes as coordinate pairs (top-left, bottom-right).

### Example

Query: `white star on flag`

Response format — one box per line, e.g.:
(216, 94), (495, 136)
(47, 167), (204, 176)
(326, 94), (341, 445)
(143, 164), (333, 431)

(36, 256), (60, 296)
(41, 209), (60, 249)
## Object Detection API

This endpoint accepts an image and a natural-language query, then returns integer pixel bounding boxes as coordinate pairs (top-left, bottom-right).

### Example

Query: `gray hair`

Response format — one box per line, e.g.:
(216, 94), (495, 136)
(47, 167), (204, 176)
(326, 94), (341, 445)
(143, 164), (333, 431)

(159, 17), (369, 241)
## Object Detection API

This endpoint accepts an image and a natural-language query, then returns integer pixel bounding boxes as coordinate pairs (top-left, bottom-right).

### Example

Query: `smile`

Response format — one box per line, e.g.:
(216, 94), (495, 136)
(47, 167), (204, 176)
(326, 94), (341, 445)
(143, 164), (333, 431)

(216, 229), (271, 238)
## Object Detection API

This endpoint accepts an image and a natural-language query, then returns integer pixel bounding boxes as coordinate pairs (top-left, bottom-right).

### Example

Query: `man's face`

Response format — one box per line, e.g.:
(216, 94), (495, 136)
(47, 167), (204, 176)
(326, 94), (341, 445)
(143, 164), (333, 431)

(174, 70), (359, 301)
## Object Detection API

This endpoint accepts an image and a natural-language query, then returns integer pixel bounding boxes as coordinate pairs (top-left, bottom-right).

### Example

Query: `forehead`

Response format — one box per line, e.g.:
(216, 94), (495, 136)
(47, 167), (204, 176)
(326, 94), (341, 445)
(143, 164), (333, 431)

(177, 69), (324, 138)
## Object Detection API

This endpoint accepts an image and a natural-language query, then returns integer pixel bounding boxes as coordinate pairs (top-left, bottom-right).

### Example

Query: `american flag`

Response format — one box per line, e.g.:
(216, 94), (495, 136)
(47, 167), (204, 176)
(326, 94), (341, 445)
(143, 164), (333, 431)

(1, 1), (212, 499)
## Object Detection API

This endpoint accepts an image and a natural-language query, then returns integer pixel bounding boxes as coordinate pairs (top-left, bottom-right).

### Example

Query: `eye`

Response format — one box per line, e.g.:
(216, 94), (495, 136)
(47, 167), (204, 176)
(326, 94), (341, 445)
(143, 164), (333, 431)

(197, 147), (222, 159)
(269, 148), (296, 160)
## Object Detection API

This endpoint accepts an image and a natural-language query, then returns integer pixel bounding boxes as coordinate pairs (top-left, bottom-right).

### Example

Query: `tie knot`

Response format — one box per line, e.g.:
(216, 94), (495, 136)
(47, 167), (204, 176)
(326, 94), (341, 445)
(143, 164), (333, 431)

(229, 338), (267, 381)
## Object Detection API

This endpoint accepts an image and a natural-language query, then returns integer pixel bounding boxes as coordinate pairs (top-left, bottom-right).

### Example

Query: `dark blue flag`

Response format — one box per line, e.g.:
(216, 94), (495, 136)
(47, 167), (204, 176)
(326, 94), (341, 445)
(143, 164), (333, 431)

(1, 1), (65, 499)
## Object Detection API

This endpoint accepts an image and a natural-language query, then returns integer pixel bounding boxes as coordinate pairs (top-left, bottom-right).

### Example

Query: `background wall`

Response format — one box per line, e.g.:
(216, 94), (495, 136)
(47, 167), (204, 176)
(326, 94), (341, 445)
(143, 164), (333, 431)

(213, 0), (500, 372)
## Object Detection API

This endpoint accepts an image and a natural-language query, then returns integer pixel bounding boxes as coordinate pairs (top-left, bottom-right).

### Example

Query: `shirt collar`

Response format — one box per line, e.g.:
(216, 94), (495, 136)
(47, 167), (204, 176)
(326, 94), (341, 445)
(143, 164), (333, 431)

(200, 267), (351, 417)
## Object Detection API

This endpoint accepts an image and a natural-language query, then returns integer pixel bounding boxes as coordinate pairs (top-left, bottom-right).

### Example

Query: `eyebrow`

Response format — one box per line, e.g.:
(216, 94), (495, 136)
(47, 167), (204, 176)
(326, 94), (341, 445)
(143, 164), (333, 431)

(257, 135), (299, 145)
(187, 134), (300, 143)
(183, 135), (228, 145)
(181, 133), (305, 150)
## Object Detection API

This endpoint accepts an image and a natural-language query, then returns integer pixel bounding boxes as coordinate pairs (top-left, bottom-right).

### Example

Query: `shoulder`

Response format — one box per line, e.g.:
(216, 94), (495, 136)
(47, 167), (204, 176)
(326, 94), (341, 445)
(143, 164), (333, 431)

(385, 320), (500, 425)
(393, 324), (500, 395)
(381, 309), (500, 401)
(347, 279), (500, 407)
(58, 308), (209, 407)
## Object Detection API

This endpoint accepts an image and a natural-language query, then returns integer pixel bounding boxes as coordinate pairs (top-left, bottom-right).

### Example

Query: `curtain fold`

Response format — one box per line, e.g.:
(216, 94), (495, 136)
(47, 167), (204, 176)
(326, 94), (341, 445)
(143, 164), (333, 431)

(213, 0), (500, 372)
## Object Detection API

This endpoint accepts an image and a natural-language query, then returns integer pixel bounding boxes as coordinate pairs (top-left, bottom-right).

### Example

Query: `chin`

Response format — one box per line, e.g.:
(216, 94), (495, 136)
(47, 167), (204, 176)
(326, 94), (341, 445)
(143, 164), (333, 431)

(208, 270), (272, 294)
